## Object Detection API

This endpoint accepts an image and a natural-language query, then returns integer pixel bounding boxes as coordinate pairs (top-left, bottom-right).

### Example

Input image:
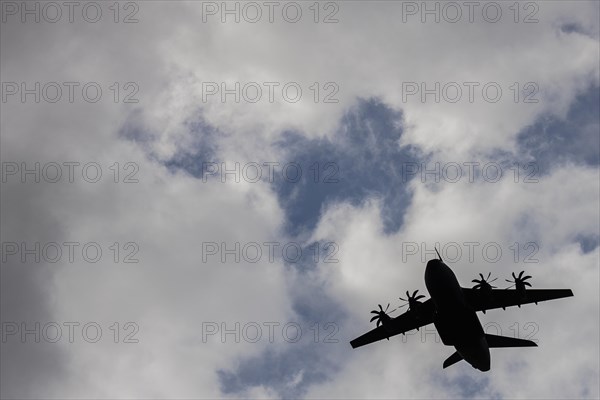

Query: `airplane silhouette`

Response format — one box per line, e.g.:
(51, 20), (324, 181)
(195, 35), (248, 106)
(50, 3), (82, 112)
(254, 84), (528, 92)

(350, 250), (574, 371)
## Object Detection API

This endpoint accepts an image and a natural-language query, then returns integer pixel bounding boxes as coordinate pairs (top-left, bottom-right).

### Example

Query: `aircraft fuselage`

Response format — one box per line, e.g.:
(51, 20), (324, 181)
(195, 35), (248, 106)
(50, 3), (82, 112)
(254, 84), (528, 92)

(424, 259), (490, 371)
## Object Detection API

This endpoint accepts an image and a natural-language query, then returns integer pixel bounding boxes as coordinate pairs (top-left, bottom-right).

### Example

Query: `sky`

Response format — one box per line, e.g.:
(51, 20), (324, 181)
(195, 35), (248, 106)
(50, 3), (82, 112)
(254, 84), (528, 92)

(1, 1), (599, 399)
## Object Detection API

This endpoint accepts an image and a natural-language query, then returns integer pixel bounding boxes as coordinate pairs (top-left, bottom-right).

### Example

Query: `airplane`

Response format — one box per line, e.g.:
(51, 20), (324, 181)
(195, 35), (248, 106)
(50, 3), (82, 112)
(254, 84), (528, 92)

(349, 250), (574, 371)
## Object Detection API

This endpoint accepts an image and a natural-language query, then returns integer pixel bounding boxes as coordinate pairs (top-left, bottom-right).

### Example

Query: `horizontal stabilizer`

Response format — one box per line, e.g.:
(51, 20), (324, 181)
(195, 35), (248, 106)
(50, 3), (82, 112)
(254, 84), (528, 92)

(443, 351), (463, 369)
(485, 333), (538, 348)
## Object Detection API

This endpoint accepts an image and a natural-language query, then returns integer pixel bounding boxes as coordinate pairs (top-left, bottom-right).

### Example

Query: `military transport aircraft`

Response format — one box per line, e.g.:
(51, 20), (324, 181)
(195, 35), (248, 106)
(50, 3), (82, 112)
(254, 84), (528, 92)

(350, 250), (574, 371)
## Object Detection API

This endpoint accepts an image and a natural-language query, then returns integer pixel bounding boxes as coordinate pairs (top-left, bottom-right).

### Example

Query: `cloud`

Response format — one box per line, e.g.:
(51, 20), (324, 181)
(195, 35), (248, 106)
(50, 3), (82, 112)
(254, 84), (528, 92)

(516, 84), (600, 172)
(1, 1), (598, 399)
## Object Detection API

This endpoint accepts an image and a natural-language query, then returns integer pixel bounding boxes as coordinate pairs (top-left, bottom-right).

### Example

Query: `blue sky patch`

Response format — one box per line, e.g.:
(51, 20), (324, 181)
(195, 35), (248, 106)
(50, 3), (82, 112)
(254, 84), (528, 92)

(272, 98), (418, 237)
(516, 85), (599, 174)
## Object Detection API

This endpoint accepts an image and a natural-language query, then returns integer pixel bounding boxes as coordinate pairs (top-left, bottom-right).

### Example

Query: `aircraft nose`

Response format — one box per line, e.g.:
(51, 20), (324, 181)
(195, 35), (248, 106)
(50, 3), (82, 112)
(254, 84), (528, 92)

(425, 259), (443, 288)
(425, 259), (443, 275)
(426, 259), (442, 269)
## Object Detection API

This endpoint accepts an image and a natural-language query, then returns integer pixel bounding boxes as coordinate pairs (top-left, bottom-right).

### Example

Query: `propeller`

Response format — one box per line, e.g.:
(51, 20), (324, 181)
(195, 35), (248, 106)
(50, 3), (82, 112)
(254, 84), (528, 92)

(398, 290), (426, 311)
(472, 272), (498, 290)
(506, 271), (532, 290)
(505, 271), (533, 307)
(369, 303), (395, 327)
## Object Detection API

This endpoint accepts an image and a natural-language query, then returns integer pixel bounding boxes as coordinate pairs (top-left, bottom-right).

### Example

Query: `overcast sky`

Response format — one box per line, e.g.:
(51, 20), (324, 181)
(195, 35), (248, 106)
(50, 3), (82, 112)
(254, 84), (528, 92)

(1, 1), (599, 399)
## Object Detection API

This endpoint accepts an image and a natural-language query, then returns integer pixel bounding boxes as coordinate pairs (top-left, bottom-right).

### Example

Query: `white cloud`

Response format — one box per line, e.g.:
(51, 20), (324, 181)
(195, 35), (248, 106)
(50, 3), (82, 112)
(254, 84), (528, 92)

(304, 165), (599, 399)
(1, 1), (598, 398)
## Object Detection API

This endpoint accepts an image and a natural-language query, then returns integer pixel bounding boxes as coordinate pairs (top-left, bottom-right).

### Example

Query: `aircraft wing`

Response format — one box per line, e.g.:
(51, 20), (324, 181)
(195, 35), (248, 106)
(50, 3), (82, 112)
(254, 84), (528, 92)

(462, 288), (574, 312)
(350, 299), (435, 349)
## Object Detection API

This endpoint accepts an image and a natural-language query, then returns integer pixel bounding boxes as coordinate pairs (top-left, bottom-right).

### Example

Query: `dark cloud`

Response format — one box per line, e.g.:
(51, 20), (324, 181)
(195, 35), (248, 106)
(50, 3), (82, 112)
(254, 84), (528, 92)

(560, 22), (587, 35)
(163, 117), (223, 177)
(218, 343), (341, 399)
(118, 108), (159, 145)
(0, 185), (70, 398)
(214, 98), (420, 397)
(272, 98), (418, 236)
(120, 109), (222, 176)
(558, 20), (599, 38)
(431, 368), (500, 399)
(157, 98), (418, 237)
(516, 84), (600, 174)
(575, 234), (599, 253)
(216, 243), (349, 398)
(119, 98), (418, 398)
(3, 1), (598, 398)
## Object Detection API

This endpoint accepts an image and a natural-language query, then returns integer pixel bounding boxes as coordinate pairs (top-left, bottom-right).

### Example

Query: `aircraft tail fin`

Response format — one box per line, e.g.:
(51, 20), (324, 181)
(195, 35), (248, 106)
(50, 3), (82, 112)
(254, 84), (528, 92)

(442, 351), (463, 369)
(485, 333), (538, 348)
